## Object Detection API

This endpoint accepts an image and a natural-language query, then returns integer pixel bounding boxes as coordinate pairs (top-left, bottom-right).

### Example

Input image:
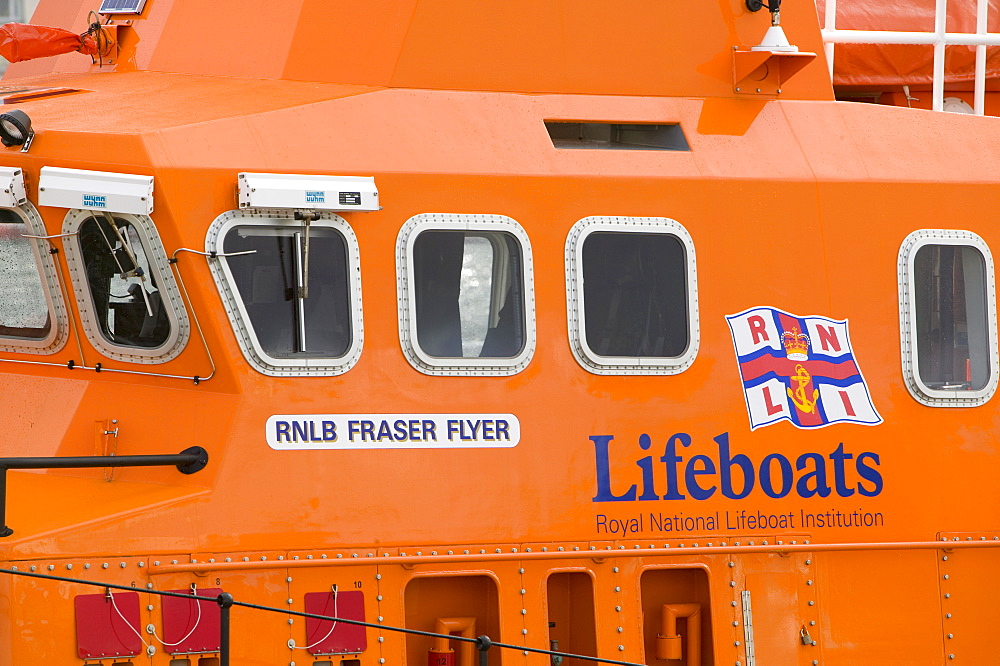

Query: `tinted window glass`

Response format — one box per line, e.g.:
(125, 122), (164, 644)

(914, 244), (990, 390)
(413, 230), (525, 358)
(0, 209), (50, 340)
(78, 214), (169, 348)
(582, 232), (687, 357)
(223, 226), (352, 359)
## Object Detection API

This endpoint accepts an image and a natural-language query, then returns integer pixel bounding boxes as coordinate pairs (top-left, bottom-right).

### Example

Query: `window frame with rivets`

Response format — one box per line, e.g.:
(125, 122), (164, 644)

(395, 213), (536, 376)
(0, 202), (68, 354)
(206, 209), (364, 377)
(61, 209), (190, 363)
(565, 216), (699, 375)
(898, 229), (999, 407)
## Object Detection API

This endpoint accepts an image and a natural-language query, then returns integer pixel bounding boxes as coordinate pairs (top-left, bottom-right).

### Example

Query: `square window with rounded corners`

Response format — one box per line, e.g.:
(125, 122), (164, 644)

(0, 203), (68, 354)
(62, 209), (190, 363)
(207, 210), (363, 377)
(396, 214), (535, 376)
(566, 217), (698, 375)
(899, 229), (998, 406)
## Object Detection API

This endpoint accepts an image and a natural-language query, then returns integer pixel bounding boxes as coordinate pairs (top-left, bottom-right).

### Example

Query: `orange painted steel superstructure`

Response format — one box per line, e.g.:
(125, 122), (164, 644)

(0, 0), (997, 664)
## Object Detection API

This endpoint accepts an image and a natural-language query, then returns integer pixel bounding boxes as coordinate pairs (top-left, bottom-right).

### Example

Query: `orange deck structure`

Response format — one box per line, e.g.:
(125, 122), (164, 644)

(0, 0), (998, 664)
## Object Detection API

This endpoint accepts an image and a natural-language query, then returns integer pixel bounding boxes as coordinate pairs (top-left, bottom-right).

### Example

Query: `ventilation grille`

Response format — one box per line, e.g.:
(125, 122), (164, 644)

(545, 122), (690, 151)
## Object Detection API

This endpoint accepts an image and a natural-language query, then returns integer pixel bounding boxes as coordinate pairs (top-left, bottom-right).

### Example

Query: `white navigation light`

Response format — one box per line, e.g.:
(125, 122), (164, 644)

(238, 173), (380, 212)
(750, 25), (799, 53)
(745, 0), (800, 54)
(0, 167), (27, 207)
(38, 167), (154, 214)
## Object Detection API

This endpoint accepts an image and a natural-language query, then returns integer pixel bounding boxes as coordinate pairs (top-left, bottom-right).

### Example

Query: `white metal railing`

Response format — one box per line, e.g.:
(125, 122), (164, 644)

(821, 0), (993, 114)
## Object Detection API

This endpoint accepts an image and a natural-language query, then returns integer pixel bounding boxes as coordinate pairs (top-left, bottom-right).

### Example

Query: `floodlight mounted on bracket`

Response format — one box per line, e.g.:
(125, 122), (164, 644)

(733, 0), (814, 94)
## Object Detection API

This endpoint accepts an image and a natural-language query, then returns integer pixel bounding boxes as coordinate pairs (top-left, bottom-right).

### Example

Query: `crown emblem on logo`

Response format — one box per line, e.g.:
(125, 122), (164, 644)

(781, 326), (810, 361)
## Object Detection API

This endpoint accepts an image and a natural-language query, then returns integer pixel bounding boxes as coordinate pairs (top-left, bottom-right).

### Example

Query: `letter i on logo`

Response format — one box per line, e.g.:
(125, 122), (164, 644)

(839, 391), (856, 416)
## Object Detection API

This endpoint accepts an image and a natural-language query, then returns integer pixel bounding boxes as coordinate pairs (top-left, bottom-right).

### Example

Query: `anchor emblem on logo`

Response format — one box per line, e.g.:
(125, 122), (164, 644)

(787, 364), (820, 414)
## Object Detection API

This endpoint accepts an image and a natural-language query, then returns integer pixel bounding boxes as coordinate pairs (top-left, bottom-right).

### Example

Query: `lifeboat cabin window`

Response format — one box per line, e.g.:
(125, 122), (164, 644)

(566, 216), (698, 375)
(397, 214), (535, 376)
(62, 210), (189, 363)
(0, 205), (67, 354)
(899, 230), (998, 407)
(207, 210), (363, 377)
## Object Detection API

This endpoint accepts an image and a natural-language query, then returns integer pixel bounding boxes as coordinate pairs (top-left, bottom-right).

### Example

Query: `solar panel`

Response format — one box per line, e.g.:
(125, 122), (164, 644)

(98, 0), (147, 14)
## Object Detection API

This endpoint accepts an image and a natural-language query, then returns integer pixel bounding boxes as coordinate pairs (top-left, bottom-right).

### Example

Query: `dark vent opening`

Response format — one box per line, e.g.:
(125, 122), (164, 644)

(545, 122), (690, 151)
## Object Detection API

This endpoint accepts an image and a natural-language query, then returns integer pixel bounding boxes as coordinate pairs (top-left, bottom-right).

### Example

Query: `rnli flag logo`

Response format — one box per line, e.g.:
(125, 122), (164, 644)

(726, 307), (882, 430)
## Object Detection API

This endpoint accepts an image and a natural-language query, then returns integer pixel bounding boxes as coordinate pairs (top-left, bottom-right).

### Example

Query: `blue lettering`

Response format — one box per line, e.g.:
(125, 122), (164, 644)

(795, 452), (831, 498)
(322, 421), (337, 442)
(660, 433), (688, 500)
(636, 434), (659, 500)
(830, 442), (855, 497)
(291, 421), (308, 443)
(275, 421), (290, 442)
(589, 431), (881, 504)
(591, 435), (636, 502)
(83, 194), (107, 208)
(856, 452), (883, 496)
(759, 453), (793, 498)
(717, 432), (754, 499)
(423, 420), (437, 440)
(685, 454), (717, 500)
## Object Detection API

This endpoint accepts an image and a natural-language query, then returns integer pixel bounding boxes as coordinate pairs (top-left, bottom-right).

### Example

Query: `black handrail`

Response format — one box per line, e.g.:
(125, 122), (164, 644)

(0, 446), (208, 537)
(0, 567), (646, 666)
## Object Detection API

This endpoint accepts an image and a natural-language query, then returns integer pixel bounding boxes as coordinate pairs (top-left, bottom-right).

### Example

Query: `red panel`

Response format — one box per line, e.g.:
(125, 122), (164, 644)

(74, 591), (142, 659)
(304, 590), (367, 656)
(161, 588), (223, 655)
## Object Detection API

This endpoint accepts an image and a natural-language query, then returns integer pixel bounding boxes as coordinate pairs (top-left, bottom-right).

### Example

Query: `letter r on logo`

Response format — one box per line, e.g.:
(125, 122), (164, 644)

(748, 315), (769, 344)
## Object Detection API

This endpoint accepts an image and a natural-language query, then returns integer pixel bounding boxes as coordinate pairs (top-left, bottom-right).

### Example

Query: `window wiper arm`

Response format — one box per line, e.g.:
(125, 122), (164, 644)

(292, 211), (319, 353)
(294, 211), (318, 299)
(92, 211), (153, 317)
